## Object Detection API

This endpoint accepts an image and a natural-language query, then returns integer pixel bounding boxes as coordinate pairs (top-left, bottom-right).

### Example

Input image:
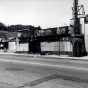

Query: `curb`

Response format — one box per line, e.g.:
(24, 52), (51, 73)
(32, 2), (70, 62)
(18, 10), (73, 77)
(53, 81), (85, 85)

(0, 52), (88, 61)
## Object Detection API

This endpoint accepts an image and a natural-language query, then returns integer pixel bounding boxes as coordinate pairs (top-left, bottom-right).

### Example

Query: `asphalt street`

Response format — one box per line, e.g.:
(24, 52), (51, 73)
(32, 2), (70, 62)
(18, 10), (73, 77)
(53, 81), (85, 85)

(0, 53), (88, 88)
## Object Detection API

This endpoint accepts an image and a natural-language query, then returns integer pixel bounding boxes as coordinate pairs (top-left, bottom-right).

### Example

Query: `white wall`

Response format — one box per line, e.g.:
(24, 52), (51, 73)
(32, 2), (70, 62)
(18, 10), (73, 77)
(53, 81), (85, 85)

(16, 43), (28, 51)
(8, 41), (73, 53)
(41, 41), (72, 52)
(85, 36), (88, 52)
(9, 42), (16, 52)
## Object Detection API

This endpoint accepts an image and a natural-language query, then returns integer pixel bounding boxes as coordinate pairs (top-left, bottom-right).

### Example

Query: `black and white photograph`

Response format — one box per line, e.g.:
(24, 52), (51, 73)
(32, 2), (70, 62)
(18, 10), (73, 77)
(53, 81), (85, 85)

(0, 0), (88, 88)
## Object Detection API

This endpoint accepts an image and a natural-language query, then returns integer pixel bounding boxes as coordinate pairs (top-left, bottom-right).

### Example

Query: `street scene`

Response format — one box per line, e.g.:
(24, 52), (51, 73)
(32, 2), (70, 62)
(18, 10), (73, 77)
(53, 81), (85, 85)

(0, 0), (88, 88)
(0, 53), (88, 88)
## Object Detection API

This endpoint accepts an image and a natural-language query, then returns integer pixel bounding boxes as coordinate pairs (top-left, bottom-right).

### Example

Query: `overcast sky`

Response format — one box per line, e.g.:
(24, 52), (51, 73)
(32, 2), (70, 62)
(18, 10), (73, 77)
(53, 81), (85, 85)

(0, 0), (88, 29)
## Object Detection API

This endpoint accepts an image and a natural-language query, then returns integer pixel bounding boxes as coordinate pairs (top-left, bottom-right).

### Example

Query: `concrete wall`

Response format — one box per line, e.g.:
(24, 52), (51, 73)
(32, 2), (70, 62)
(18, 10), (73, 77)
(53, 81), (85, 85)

(8, 42), (16, 52)
(8, 42), (28, 52)
(8, 41), (73, 54)
(16, 43), (28, 52)
(85, 36), (88, 52)
(41, 41), (72, 52)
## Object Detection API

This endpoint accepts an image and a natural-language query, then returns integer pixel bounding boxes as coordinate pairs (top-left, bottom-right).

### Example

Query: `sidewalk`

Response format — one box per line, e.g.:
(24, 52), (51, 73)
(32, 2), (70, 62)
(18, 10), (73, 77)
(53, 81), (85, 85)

(0, 51), (88, 61)
(0, 51), (88, 59)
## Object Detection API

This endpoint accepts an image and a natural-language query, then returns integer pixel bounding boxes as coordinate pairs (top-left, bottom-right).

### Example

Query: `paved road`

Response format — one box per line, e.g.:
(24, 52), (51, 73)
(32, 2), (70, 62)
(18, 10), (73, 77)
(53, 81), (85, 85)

(0, 54), (88, 88)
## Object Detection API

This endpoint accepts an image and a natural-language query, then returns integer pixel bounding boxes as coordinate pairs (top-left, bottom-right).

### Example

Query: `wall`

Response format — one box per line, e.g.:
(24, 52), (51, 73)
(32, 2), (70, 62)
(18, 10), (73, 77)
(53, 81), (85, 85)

(16, 43), (28, 52)
(41, 41), (72, 52)
(8, 42), (16, 52)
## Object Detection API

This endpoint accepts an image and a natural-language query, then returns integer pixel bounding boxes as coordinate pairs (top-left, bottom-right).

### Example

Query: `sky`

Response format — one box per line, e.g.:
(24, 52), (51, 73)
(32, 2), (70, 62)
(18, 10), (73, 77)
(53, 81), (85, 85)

(0, 0), (73, 28)
(0, 0), (88, 30)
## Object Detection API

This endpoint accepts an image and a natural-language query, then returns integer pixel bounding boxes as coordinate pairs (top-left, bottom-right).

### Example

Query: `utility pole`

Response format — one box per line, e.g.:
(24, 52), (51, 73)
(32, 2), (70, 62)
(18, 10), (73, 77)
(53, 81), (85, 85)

(72, 0), (87, 57)
(73, 0), (81, 34)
